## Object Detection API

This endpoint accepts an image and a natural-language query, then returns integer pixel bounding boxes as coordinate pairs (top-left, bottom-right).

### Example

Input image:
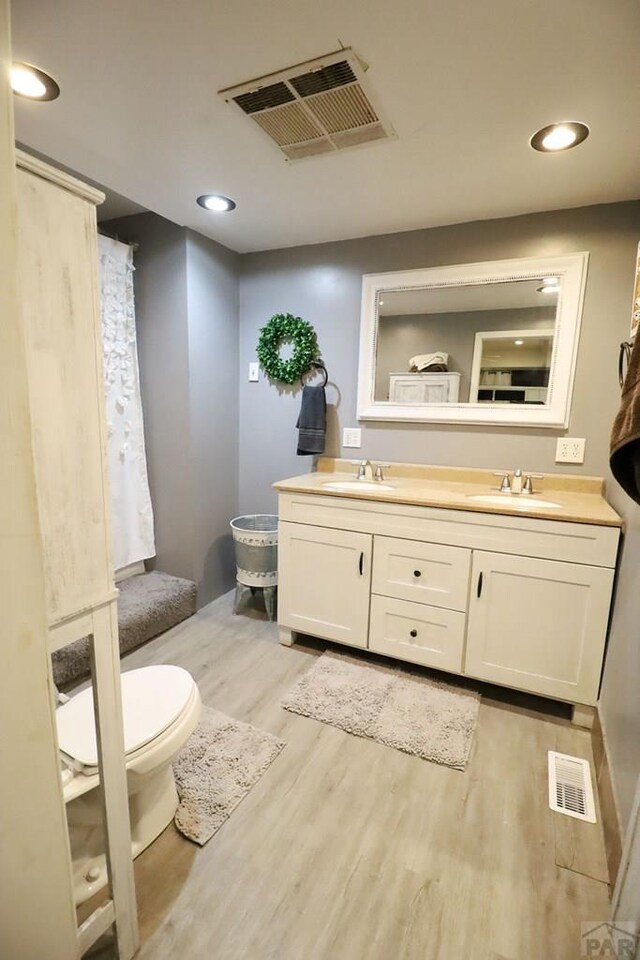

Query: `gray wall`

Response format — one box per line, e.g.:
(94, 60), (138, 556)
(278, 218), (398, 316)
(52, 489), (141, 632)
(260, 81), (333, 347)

(185, 230), (239, 605)
(103, 213), (239, 605)
(375, 307), (554, 401)
(239, 200), (640, 832)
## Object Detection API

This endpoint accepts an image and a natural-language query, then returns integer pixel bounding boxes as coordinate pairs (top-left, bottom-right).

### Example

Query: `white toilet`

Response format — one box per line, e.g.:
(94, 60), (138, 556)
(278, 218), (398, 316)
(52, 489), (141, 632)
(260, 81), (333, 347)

(56, 664), (202, 905)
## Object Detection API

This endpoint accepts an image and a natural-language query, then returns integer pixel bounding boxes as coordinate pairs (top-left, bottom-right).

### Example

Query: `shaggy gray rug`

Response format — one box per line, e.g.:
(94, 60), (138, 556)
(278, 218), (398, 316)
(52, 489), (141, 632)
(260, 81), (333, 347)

(173, 707), (286, 845)
(282, 653), (480, 770)
(52, 571), (197, 687)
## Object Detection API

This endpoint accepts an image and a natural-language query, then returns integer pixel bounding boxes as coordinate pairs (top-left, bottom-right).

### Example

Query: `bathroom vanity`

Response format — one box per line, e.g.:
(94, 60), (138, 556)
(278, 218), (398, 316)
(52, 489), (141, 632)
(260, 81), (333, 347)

(275, 459), (622, 722)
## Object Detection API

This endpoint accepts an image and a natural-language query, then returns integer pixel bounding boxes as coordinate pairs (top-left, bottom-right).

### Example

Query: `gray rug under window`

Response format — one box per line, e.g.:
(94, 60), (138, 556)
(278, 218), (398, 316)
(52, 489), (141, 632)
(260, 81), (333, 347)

(281, 652), (480, 770)
(173, 707), (285, 845)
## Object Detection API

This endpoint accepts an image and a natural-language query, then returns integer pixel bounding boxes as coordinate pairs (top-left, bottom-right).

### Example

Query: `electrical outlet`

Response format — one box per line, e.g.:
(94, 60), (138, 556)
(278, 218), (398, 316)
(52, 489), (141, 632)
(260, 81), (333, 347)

(342, 427), (362, 448)
(555, 437), (586, 464)
(248, 362), (259, 382)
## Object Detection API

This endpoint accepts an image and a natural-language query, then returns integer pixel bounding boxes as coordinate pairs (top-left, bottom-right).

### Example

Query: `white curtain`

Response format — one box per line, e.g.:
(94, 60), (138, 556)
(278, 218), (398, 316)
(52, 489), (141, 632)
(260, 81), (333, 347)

(98, 234), (155, 570)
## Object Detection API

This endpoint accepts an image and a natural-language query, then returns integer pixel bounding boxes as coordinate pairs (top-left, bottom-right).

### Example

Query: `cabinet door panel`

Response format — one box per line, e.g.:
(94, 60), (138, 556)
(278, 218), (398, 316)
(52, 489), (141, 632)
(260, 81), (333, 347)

(278, 521), (371, 646)
(465, 551), (614, 703)
(372, 536), (470, 610)
(370, 595), (465, 671)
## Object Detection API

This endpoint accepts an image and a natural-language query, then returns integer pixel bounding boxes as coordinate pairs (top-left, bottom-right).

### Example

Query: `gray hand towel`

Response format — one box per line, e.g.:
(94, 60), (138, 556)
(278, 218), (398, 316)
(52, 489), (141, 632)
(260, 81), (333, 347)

(296, 384), (326, 456)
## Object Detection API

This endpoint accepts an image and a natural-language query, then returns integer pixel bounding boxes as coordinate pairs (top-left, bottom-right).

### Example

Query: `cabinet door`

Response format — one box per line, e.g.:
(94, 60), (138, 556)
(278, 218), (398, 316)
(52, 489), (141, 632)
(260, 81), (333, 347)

(278, 521), (372, 647)
(370, 595), (465, 672)
(465, 551), (614, 703)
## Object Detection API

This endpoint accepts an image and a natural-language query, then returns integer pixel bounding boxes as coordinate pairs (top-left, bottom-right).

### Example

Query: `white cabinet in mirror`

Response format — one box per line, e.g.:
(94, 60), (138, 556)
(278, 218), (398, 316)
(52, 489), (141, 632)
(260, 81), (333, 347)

(357, 253), (588, 427)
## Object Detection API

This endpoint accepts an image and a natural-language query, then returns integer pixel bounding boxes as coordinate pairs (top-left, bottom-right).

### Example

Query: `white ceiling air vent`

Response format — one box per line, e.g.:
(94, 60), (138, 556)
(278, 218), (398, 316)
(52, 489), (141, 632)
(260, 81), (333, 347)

(219, 48), (394, 161)
(548, 751), (596, 822)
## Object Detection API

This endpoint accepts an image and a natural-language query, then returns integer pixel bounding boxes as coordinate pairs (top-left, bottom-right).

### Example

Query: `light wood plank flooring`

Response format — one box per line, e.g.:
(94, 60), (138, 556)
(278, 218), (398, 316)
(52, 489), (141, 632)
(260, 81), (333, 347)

(87, 590), (610, 960)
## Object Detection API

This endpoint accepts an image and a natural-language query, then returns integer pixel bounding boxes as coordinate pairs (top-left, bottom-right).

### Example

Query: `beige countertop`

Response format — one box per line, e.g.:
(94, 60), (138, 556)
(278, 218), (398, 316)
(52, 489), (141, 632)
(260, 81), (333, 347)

(273, 458), (623, 528)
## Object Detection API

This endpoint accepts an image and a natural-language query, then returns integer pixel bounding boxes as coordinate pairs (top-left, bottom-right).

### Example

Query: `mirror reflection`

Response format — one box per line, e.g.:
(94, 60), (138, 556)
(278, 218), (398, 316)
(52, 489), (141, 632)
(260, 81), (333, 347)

(374, 277), (559, 405)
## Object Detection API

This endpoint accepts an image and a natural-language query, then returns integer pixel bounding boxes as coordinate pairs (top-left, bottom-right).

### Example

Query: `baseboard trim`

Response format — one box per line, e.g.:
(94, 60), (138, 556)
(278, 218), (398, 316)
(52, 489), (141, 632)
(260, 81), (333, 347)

(593, 706), (623, 890)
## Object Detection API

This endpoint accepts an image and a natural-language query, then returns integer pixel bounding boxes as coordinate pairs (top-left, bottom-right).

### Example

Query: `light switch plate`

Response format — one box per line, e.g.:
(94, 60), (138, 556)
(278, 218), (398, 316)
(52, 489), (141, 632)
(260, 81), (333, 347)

(343, 427), (362, 448)
(555, 437), (586, 464)
(248, 362), (259, 382)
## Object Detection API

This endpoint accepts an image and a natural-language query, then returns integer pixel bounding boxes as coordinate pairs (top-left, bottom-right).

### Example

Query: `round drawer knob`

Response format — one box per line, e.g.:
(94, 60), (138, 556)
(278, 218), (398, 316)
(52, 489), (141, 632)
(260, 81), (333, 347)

(413, 570), (422, 578)
(410, 629), (418, 638)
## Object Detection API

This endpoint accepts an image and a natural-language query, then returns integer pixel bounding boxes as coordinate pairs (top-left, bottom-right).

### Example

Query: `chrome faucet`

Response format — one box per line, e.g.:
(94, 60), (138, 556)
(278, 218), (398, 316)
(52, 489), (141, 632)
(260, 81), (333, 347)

(352, 460), (389, 481)
(511, 468), (523, 495)
(494, 469), (543, 495)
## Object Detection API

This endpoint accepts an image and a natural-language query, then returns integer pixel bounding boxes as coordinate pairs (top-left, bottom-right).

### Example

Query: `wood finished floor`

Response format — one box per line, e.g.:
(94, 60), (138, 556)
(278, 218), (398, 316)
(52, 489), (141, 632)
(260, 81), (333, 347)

(88, 590), (610, 960)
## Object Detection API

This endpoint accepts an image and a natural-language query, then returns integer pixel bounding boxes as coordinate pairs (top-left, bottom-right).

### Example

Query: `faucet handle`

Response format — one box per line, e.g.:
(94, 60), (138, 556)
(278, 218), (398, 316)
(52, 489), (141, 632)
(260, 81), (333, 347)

(493, 471), (511, 493)
(374, 462), (390, 481)
(522, 473), (544, 495)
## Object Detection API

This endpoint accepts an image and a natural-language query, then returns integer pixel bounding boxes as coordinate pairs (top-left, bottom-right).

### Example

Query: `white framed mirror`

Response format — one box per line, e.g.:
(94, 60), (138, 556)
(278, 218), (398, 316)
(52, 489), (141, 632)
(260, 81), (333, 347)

(356, 253), (588, 427)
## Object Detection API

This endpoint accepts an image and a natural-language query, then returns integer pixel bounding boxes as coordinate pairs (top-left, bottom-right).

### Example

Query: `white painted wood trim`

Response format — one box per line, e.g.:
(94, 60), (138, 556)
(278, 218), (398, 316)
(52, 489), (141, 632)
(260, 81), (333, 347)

(15, 148), (105, 205)
(89, 602), (139, 957)
(77, 901), (116, 955)
(356, 252), (589, 427)
(468, 327), (555, 402)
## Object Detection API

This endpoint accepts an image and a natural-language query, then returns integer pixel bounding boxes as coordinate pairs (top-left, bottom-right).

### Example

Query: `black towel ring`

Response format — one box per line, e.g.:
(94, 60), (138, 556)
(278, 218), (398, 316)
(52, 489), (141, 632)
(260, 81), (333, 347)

(619, 340), (633, 388)
(301, 359), (328, 388)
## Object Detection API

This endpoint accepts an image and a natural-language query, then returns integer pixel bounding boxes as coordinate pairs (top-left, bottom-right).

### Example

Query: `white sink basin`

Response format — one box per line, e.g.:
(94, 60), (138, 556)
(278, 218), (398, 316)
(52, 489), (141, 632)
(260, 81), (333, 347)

(467, 494), (561, 509)
(322, 480), (395, 493)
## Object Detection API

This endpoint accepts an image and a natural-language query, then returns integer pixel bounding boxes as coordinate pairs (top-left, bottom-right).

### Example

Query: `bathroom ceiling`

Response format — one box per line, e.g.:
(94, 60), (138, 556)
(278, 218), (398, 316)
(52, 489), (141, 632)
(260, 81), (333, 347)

(11, 0), (640, 253)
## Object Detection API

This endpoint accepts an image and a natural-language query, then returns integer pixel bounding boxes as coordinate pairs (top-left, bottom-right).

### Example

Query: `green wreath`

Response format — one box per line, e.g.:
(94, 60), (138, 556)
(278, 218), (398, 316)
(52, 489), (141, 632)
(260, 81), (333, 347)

(256, 313), (319, 385)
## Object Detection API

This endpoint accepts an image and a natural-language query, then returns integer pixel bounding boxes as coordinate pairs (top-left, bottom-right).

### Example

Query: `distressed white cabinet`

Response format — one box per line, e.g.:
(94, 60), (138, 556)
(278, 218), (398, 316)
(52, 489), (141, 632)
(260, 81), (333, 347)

(277, 491), (620, 712)
(278, 521), (371, 647)
(388, 372), (461, 403)
(465, 552), (614, 703)
(16, 151), (138, 957)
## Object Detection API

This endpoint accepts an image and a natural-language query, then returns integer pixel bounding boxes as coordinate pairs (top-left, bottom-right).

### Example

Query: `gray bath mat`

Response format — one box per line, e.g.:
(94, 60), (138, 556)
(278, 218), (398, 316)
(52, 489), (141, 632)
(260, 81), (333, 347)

(282, 652), (479, 769)
(173, 707), (285, 845)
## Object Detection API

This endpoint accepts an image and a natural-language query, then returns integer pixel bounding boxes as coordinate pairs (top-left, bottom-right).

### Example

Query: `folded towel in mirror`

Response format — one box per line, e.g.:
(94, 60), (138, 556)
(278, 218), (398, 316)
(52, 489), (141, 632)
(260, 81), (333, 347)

(409, 352), (449, 372)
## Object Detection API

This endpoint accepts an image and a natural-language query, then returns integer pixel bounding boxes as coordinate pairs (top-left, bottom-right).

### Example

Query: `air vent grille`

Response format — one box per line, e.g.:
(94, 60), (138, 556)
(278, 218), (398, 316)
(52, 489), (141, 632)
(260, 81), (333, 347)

(304, 85), (378, 134)
(548, 751), (596, 823)
(253, 104), (323, 147)
(289, 60), (358, 98)
(233, 82), (295, 115)
(220, 48), (394, 160)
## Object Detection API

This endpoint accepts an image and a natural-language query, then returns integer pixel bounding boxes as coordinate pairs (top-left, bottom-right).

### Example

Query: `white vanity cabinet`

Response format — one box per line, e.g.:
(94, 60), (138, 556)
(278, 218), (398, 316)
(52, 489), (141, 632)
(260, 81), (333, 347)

(277, 492), (619, 711)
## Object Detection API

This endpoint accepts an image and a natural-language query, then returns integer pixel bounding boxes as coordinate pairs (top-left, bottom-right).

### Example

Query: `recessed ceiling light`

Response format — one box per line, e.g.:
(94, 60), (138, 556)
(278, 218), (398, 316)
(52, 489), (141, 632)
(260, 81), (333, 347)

(537, 280), (560, 294)
(196, 194), (236, 213)
(514, 340), (524, 346)
(10, 62), (60, 101)
(530, 121), (589, 152)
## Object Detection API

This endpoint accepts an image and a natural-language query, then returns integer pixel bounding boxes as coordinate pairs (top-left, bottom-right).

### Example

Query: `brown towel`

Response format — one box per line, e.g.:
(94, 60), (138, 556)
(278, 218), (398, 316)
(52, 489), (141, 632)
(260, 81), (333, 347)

(611, 334), (640, 503)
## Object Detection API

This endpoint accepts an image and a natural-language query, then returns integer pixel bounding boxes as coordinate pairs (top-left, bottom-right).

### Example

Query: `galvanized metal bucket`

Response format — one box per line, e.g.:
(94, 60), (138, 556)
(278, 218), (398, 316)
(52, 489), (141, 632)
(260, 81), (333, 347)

(230, 514), (278, 588)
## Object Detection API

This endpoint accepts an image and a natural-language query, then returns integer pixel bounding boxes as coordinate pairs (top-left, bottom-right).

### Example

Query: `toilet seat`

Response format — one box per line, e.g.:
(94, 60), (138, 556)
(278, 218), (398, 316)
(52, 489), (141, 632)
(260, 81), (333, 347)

(57, 665), (197, 773)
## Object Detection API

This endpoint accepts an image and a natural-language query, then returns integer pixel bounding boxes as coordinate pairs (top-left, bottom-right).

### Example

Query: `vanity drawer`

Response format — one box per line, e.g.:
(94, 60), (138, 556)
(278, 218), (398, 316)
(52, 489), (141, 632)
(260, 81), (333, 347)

(369, 595), (465, 672)
(372, 536), (471, 611)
